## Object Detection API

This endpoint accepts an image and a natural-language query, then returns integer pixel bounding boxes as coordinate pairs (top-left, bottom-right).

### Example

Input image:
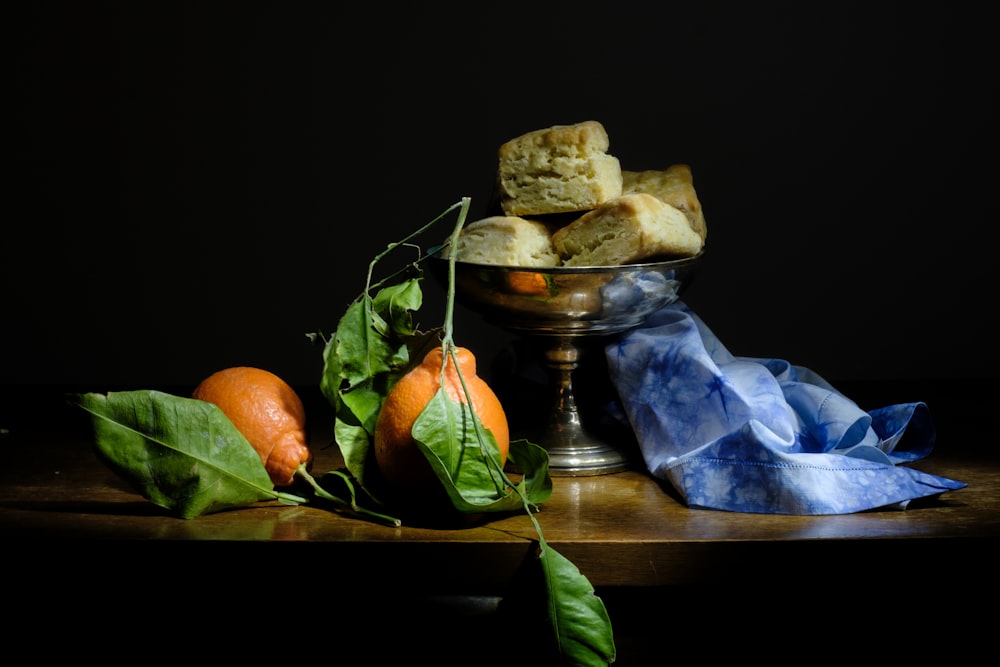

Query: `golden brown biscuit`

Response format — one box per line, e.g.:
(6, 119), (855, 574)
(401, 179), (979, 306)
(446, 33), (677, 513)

(450, 216), (560, 267)
(497, 120), (623, 216)
(621, 164), (707, 241)
(552, 193), (703, 267)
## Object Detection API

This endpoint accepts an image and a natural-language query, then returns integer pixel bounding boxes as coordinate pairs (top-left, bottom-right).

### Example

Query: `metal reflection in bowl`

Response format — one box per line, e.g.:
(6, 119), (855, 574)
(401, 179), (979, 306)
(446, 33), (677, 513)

(429, 250), (702, 337)
(428, 248), (703, 476)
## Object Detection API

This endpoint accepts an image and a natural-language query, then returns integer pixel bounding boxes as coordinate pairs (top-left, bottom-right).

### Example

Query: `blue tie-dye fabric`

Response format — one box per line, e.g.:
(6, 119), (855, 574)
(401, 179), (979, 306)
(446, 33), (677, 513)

(605, 301), (966, 514)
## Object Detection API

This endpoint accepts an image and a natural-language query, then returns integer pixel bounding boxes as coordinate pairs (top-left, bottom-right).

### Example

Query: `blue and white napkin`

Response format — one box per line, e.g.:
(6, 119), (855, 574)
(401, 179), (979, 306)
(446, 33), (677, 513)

(605, 301), (966, 514)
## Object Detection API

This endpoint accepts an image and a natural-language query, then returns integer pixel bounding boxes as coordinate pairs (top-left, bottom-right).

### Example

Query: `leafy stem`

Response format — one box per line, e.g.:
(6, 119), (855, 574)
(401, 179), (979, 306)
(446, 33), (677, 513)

(319, 197), (614, 663)
(364, 199), (469, 303)
(442, 197), (536, 503)
(295, 464), (402, 527)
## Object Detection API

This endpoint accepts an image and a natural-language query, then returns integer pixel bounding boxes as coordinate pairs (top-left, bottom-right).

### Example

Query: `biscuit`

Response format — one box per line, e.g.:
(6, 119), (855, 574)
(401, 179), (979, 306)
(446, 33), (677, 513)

(497, 120), (623, 216)
(450, 216), (560, 267)
(621, 164), (708, 241)
(552, 193), (703, 267)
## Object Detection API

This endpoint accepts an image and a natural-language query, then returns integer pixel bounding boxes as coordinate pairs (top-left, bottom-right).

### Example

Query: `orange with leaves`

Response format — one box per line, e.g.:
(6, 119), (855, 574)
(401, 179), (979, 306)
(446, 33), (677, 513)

(373, 345), (509, 494)
(192, 366), (312, 487)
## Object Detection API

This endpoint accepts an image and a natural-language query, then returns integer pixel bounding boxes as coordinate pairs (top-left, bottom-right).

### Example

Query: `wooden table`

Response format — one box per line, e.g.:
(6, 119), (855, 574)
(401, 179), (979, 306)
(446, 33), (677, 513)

(3, 381), (997, 661)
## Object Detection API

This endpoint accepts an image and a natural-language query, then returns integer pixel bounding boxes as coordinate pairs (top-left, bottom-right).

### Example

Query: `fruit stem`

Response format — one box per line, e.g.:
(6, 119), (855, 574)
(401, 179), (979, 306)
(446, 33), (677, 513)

(295, 465), (402, 527)
(439, 198), (517, 497)
(363, 198), (470, 306)
(441, 196), (472, 346)
(273, 490), (309, 505)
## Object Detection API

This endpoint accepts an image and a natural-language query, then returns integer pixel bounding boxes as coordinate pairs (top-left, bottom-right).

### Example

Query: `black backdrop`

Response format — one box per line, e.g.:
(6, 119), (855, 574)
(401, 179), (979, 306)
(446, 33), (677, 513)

(8, 3), (998, 392)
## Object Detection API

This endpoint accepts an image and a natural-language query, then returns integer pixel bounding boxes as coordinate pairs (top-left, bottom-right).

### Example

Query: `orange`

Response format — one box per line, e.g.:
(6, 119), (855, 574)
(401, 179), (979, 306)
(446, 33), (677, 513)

(506, 270), (549, 296)
(192, 366), (312, 487)
(373, 346), (509, 494)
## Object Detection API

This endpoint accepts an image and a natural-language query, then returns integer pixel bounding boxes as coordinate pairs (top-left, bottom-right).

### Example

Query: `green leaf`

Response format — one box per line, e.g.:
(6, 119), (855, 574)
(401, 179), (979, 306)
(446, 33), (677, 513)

(68, 390), (302, 519)
(413, 390), (506, 500)
(540, 542), (617, 666)
(506, 439), (553, 505)
(320, 297), (404, 493)
(371, 278), (423, 338)
(320, 277), (441, 497)
(495, 541), (617, 665)
(412, 391), (552, 512)
(332, 395), (378, 486)
(322, 297), (403, 400)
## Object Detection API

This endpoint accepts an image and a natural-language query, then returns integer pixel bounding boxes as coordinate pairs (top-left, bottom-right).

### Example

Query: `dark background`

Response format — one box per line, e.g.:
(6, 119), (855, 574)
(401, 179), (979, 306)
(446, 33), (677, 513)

(8, 2), (998, 394)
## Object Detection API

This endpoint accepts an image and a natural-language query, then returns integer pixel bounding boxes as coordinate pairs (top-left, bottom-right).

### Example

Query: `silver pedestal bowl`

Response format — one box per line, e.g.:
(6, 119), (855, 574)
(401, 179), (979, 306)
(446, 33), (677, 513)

(430, 249), (702, 476)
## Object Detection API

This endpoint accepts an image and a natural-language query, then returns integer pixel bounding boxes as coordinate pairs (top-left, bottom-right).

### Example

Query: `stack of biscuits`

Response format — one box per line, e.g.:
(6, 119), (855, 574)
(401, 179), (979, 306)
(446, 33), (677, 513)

(449, 120), (707, 267)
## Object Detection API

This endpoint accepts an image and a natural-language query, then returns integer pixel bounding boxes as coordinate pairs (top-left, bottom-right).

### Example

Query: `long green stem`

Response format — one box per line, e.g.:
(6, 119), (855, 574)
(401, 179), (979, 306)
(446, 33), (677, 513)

(441, 197), (538, 504)
(442, 196), (472, 344)
(366, 199), (468, 302)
